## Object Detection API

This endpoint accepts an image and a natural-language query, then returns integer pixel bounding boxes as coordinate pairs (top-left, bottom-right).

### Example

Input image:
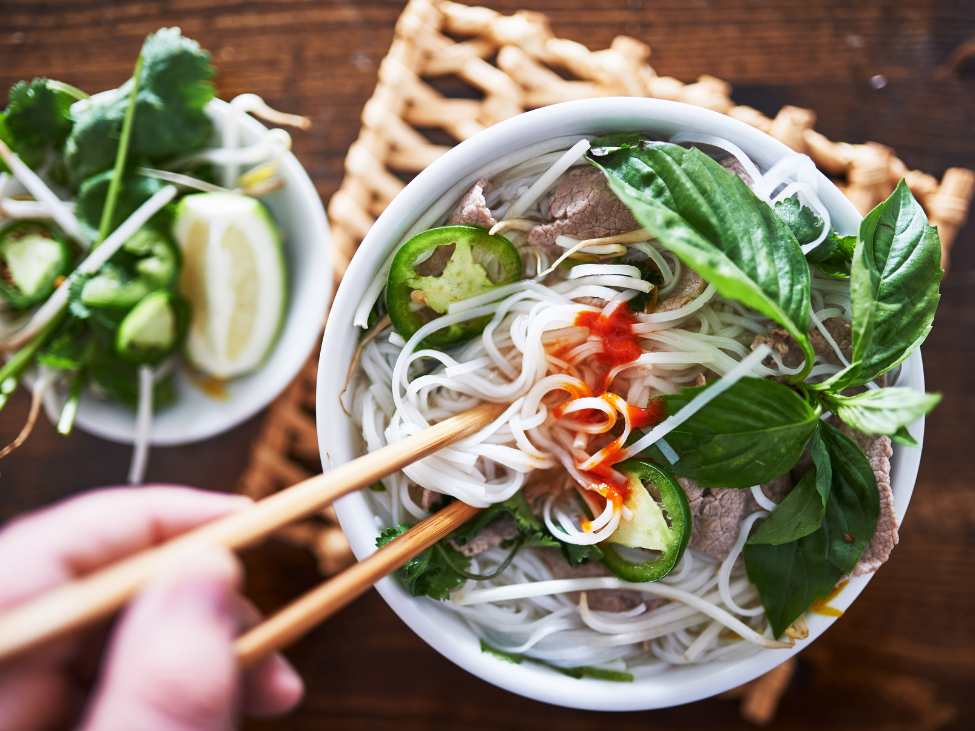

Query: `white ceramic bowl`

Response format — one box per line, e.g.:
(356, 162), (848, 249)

(318, 98), (924, 710)
(0, 98), (332, 445)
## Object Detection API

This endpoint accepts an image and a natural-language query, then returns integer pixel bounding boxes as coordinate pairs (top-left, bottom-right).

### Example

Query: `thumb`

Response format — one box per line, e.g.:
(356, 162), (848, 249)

(80, 548), (242, 731)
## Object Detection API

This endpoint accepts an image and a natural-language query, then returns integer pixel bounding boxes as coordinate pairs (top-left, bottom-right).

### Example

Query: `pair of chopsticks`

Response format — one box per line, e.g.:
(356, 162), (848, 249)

(0, 403), (501, 667)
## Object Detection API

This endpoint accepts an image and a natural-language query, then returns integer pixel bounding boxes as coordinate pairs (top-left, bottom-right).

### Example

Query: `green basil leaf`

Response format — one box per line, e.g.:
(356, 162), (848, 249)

(589, 132), (647, 156)
(744, 421), (879, 636)
(748, 430), (831, 545)
(816, 421), (879, 573)
(815, 180), (942, 391)
(890, 425), (920, 448)
(590, 143), (814, 381)
(744, 526), (842, 638)
(823, 387), (940, 443)
(640, 377), (820, 489)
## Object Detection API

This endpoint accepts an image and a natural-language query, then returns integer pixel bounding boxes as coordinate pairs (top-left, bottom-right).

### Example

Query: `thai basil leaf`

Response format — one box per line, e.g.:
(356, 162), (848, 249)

(889, 426), (920, 448)
(743, 525), (842, 638)
(816, 421), (880, 573)
(589, 131), (647, 156)
(812, 180), (942, 392)
(744, 420), (879, 636)
(589, 141), (814, 381)
(748, 429), (831, 545)
(640, 377), (820, 489)
(822, 387), (939, 446)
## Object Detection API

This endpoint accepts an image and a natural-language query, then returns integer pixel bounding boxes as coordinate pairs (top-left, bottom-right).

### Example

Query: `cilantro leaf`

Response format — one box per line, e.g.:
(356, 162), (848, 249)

(776, 197), (855, 279)
(0, 79), (75, 170)
(75, 170), (169, 239)
(376, 525), (469, 601)
(63, 28), (214, 187)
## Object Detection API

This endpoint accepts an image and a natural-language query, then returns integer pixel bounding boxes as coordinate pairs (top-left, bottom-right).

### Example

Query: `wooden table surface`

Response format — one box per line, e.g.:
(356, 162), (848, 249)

(2, 1), (974, 729)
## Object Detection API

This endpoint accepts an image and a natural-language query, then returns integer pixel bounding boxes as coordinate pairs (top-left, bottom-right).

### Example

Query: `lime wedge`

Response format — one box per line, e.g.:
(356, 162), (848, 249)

(173, 193), (287, 378)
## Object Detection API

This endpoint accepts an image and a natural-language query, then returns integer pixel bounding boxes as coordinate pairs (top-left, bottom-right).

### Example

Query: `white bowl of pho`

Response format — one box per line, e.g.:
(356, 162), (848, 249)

(319, 98), (940, 710)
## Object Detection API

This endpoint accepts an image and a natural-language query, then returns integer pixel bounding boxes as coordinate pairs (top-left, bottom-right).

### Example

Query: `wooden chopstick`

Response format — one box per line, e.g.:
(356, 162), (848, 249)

(0, 402), (504, 665)
(235, 499), (480, 669)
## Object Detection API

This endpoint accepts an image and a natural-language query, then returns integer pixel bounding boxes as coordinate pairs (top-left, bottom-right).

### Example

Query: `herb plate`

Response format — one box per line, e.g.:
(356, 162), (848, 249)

(319, 98), (924, 710)
(10, 98), (331, 445)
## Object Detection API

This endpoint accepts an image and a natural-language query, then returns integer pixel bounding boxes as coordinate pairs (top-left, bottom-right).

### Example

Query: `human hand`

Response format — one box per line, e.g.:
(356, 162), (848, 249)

(0, 486), (304, 731)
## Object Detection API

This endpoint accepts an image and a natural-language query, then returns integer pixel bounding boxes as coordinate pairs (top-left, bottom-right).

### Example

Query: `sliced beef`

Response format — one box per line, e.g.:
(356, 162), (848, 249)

(751, 328), (805, 370)
(743, 472), (795, 514)
(752, 317), (852, 370)
(833, 421), (897, 576)
(450, 514), (522, 558)
(421, 488), (440, 512)
(719, 155), (755, 187)
(447, 179), (496, 229)
(539, 548), (658, 612)
(657, 267), (706, 313)
(679, 477), (748, 561)
(528, 167), (639, 247)
(809, 317), (853, 365)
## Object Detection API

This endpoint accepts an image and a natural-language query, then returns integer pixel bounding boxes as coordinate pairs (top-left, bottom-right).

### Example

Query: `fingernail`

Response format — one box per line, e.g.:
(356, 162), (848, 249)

(270, 653), (305, 700)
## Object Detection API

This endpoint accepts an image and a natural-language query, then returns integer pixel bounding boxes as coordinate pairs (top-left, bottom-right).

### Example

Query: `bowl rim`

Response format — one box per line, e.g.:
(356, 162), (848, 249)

(318, 97), (924, 710)
(28, 97), (332, 446)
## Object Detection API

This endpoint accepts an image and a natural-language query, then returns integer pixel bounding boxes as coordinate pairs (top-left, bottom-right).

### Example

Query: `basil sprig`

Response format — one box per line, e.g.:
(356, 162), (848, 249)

(592, 135), (944, 637)
(589, 141), (815, 382)
(810, 179), (942, 392)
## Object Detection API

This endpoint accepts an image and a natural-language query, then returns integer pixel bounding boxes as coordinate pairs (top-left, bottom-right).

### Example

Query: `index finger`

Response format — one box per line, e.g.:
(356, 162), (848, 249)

(0, 486), (251, 611)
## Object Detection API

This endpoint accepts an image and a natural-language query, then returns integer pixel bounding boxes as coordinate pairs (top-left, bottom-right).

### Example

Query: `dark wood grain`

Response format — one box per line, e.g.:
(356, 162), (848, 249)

(1, 1), (974, 729)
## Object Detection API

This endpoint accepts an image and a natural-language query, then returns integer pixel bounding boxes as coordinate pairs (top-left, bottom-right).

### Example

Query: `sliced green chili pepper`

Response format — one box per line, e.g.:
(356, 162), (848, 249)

(0, 220), (72, 309)
(81, 226), (180, 310)
(385, 225), (522, 348)
(115, 290), (190, 365)
(600, 460), (692, 583)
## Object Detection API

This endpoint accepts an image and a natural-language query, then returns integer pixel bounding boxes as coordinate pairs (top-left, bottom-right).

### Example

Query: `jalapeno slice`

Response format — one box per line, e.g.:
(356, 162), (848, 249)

(0, 220), (72, 309)
(81, 227), (180, 310)
(115, 290), (190, 365)
(385, 225), (522, 348)
(601, 460), (692, 583)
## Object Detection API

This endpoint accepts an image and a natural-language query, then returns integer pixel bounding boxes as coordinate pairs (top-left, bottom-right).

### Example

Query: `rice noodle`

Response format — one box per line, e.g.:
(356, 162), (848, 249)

(668, 132), (763, 185)
(510, 139), (591, 218)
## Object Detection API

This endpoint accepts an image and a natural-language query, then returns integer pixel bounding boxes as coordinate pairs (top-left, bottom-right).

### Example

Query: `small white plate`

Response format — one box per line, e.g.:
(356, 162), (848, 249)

(1, 98), (331, 445)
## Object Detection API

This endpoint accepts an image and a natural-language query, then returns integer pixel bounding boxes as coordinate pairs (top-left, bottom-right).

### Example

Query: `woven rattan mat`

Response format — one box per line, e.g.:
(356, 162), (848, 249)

(236, 0), (974, 721)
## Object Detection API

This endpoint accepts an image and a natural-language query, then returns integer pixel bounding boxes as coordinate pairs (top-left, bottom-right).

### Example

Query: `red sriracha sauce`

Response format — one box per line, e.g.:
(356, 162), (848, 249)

(575, 304), (642, 367)
(626, 399), (666, 430)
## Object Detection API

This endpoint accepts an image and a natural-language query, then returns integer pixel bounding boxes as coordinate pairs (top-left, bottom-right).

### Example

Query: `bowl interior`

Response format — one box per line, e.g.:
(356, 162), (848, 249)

(16, 98), (331, 445)
(317, 98), (924, 710)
